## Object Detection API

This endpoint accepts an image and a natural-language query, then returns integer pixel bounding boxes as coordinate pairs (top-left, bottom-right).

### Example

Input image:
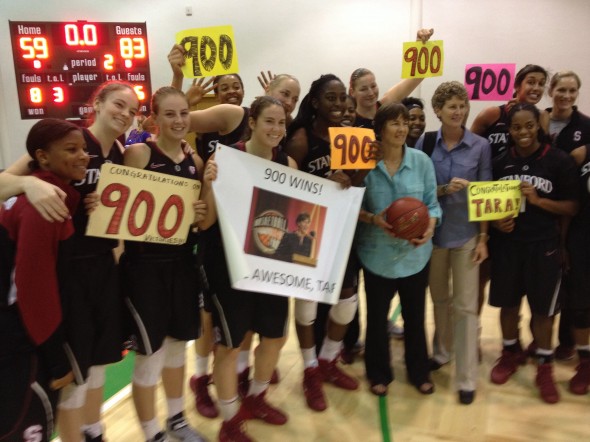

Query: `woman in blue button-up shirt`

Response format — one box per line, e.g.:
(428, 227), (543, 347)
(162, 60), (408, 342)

(356, 102), (441, 396)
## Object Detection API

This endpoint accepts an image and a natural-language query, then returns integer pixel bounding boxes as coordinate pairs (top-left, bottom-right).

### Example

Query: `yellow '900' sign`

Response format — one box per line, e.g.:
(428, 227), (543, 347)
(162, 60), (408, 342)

(402, 40), (444, 78)
(176, 25), (239, 78)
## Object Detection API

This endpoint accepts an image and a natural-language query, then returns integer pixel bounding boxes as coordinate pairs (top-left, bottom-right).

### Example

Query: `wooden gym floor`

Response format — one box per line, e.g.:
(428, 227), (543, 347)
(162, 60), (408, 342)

(98, 281), (590, 442)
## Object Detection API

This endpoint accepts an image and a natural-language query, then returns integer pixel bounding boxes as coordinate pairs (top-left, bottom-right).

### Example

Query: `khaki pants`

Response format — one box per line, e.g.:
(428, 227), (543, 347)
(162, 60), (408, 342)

(429, 236), (479, 391)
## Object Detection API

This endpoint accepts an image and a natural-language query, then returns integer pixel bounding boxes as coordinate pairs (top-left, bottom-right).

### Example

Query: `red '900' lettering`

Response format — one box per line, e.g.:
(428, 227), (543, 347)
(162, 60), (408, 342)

(127, 190), (155, 236)
(158, 195), (184, 238)
(101, 183), (130, 234)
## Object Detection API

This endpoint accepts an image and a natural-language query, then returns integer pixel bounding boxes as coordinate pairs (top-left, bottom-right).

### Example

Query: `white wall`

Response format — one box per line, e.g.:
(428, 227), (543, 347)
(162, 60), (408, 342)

(1, 0), (589, 167)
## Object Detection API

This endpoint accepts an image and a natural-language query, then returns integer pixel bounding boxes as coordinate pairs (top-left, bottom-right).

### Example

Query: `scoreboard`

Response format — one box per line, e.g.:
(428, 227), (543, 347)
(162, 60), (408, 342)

(9, 21), (152, 120)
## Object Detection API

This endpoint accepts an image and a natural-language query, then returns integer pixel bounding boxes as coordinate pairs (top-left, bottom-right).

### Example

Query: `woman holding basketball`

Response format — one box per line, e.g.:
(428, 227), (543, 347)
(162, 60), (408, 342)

(416, 81), (491, 405)
(356, 103), (441, 396)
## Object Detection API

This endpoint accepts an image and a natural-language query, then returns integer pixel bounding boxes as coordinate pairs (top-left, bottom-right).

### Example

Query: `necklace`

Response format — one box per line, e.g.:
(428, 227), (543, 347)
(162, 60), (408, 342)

(383, 158), (402, 176)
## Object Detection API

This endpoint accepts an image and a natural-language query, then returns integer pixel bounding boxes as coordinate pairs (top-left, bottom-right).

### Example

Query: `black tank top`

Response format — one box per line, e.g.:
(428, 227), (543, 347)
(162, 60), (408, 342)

(482, 105), (510, 160)
(197, 106), (249, 163)
(301, 127), (332, 178)
(124, 142), (200, 257)
(570, 145), (590, 233)
(69, 128), (124, 256)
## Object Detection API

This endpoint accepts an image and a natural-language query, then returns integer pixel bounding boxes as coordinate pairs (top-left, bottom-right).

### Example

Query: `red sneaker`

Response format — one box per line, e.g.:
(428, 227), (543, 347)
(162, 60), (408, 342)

(189, 374), (219, 418)
(237, 367), (250, 399)
(219, 413), (253, 442)
(536, 363), (560, 404)
(318, 358), (359, 390)
(240, 391), (288, 425)
(569, 358), (590, 395)
(490, 350), (520, 385)
(303, 366), (327, 411)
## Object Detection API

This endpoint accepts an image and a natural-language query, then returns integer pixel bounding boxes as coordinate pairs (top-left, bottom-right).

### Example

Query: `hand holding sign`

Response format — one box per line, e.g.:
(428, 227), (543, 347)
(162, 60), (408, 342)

(329, 127), (376, 170)
(402, 40), (444, 78)
(465, 64), (516, 101)
(176, 25), (239, 78)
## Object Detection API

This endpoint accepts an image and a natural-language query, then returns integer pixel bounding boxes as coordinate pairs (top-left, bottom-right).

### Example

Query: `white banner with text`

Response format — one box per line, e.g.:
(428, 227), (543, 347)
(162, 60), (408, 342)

(212, 144), (364, 304)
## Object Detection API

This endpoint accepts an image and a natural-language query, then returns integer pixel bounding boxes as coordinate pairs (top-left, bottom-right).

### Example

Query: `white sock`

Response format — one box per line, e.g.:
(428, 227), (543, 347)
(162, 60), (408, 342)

(301, 347), (318, 369)
(318, 337), (342, 362)
(167, 397), (184, 418)
(237, 350), (250, 374)
(195, 354), (209, 377)
(140, 418), (161, 440)
(576, 344), (590, 351)
(83, 421), (102, 438)
(536, 348), (553, 356)
(247, 379), (269, 397)
(219, 396), (239, 421)
(502, 338), (518, 347)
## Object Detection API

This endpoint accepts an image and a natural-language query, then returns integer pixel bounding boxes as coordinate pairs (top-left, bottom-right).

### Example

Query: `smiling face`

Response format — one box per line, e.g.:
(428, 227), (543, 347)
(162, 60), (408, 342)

(341, 96), (357, 127)
(249, 104), (287, 149)
(36, 129), (89, 183)
(549, 75), (579, 114)
(297, 217), (311, 234)
(509, 109), (541, 152)
(380, 115), (409, 148)
(217, 74), (244, 105)
(312, 80), (347, 126)
(436, 96), (467, 129)
(350, 72), (379, 110)
(94, 87), (139, 136)
(268, 77), (300, 116)
(515, 72), (546, 105)
(154, 94), (190, 142)
(408, 107), (426, 140)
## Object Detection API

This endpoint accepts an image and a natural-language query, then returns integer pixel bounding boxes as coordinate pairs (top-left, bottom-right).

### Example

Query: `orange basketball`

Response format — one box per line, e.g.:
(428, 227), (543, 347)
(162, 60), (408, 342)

(385, 197), (430, 240)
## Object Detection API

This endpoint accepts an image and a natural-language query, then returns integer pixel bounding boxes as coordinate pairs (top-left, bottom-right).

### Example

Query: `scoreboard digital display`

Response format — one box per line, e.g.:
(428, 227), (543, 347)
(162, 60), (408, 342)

(9, 21), (152, 120)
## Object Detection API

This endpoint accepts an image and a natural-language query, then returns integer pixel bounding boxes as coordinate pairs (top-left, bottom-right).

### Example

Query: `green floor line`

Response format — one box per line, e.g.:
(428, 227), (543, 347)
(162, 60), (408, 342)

(389, 303), (402, 323)
(104, 350), (135, 400)
(379, 396), (392, 442)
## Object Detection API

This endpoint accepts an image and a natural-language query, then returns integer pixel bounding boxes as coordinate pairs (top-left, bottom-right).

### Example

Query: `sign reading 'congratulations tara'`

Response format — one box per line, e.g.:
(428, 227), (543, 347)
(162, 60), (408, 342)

(468, 180), (522, 221)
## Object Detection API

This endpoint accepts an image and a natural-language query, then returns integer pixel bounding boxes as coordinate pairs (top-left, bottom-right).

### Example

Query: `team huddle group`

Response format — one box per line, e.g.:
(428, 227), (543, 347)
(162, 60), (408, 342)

(1, 27), (590, 442)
